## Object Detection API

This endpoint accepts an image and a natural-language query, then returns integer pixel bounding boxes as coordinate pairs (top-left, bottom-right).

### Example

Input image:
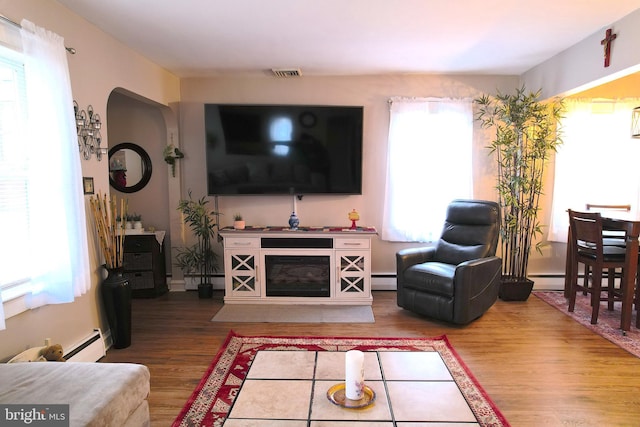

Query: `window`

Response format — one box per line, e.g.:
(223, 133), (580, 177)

(0, 19), (90, 330)
(382, 98), (473, 242)
(0, 46), (29, 295)
(548, 98), (640, 242)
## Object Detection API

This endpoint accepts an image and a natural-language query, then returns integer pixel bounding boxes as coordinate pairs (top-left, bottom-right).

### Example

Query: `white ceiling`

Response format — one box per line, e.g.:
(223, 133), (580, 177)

(57, 0), (640, 78)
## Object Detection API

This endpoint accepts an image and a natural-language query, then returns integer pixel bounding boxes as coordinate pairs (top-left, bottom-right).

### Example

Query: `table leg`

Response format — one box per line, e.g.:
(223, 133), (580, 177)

(621, 232), (639, 332)
(564, 227), (573, 299)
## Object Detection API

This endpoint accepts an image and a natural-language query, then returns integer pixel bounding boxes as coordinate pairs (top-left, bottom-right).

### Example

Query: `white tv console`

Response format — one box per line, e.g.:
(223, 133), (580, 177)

(219, 226), (377, 305)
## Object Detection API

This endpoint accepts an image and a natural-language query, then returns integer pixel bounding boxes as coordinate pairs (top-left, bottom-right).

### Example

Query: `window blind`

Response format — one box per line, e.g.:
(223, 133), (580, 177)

(0, 45), (30, 296)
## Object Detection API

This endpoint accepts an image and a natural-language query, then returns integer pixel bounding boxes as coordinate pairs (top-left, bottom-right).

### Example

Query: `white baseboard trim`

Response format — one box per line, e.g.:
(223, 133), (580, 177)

(169, 278), (186, 292)
(527, 275), (565, 291)
(64, 329), (106, 362)
(181, 275), (225, 291)
(172, 273), (566, 293)
(371, 273), (565, 292)
(372, 275), (397, 291)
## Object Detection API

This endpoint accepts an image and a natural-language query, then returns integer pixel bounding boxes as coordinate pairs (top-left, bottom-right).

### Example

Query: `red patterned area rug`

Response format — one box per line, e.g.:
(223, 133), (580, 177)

(534, 291), (640, 358)
(173, 331), (509, 427)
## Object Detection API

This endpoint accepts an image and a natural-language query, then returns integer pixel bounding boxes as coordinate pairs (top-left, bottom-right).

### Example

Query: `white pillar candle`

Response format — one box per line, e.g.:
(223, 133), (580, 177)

(345, 350), (364, 400)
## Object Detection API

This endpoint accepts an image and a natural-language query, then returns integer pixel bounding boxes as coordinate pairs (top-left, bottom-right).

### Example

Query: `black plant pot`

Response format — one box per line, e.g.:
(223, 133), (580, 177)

(198, 283), (214, 299)
(499, 277), (534, 301)
(101, 267), (132, 348)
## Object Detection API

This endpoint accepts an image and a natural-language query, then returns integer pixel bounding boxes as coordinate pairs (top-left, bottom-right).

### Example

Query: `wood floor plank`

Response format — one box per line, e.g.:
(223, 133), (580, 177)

(101, 290), (640, 426)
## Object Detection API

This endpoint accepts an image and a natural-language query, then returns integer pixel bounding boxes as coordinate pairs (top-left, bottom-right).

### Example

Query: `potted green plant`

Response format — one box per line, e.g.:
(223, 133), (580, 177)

(132, 213), (142, 230)
(175, 191), (219, 298)
(474, 86), (563, 301)
(233, 213), (245, 230)
(125, 214), (133, 229)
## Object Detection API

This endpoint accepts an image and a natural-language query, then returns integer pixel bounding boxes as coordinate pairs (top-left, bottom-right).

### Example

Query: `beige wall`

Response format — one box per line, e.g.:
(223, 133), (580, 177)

(519, 7), (640, 280)
(0, 0), (179, 360)
(107, 91), (173, 270)
(178, 74), (520, 277)
(523, 8), (640, 98)
(2, 0), (639, 360)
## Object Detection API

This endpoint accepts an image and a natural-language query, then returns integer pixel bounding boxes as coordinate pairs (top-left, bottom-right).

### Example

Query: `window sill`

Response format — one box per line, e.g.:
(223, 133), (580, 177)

(3, 295), (28, 319)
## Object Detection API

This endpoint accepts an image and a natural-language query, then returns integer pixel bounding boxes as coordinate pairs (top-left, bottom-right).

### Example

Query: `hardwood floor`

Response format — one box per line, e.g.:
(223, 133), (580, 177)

(101, 290), (640, 426)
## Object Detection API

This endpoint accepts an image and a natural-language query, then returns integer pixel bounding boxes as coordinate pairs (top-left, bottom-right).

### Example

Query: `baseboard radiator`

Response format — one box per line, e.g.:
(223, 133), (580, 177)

(63, 329), (106, 362)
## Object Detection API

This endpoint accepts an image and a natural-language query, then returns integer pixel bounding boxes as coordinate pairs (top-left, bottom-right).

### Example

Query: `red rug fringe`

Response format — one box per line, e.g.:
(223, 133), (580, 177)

(173, 330), (510, 427)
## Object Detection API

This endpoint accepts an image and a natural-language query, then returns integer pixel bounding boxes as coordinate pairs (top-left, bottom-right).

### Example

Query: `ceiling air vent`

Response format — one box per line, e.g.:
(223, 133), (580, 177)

(271, 68), (302, 77)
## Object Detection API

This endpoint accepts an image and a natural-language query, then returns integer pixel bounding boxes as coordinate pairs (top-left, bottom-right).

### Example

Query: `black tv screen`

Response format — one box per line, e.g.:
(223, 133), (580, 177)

(205, 104), (363, 195)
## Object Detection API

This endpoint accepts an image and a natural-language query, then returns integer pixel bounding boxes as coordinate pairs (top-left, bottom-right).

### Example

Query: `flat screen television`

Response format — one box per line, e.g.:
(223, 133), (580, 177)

(204, 104), (363, 195)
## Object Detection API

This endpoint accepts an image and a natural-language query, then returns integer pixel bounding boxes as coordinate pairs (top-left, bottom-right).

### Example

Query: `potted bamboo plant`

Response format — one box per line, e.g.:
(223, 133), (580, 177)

(474, 86), (563, 301)
(175, 191), (219, 298)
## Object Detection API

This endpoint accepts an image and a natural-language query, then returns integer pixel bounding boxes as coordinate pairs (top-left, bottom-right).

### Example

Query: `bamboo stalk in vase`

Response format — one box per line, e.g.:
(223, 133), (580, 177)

(99, 202), (115, 267)
(119, 198), (127, 267)
(118, 197), (126, 266)
(109, 195), (116, 266)
(112, 196), (119, 267)
(99, 196), (113, 268)
(104, 193), (115, 267)
(90, 198), (112, 268)
(116, 197), (123, 268)
(99, 234), (113, 267)
(89, 192), (127, 269)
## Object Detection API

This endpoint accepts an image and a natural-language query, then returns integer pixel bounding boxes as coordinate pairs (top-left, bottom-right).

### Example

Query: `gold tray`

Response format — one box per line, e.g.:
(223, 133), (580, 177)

(326, 383), (376, 409)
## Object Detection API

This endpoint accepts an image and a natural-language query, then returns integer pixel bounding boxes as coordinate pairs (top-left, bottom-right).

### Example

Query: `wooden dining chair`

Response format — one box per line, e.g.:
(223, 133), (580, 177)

(582, 204), (631, 295)
(567, 210), (627, 324)
(585, 204), (630, 243)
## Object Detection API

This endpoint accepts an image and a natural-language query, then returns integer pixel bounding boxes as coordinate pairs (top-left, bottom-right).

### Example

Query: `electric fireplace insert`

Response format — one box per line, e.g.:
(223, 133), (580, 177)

(265, 254), (330, 297)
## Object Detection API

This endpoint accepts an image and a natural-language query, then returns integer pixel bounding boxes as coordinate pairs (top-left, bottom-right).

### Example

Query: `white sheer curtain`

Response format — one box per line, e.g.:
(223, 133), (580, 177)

(548, 98), (640, 242)
(382, 98), (473, 242)
(20, 20), (90, 308)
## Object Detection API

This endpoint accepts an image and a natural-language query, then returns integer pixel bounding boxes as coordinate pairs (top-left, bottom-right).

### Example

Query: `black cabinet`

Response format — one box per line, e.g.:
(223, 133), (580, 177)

(123, 233), (167, 298)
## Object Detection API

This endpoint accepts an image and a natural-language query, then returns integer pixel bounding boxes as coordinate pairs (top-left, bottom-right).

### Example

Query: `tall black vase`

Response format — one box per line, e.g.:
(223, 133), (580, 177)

(101, 267), (132, 349)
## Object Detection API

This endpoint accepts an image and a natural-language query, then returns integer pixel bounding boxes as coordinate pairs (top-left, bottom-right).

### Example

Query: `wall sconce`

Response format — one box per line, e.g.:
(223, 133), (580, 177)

(74, 101), (106, 160)
(632, 106), (640, 138)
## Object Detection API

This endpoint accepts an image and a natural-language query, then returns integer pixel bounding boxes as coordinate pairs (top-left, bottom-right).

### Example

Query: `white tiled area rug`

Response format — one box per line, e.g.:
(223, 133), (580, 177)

(173, 331), (510, 427)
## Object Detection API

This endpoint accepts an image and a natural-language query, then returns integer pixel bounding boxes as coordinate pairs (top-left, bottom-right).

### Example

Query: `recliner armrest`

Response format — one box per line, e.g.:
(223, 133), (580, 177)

(396, 246), (436, 276)
(454, 256), (502, 296)
(456, 255), (501, 270)
(452, 256), (502, 323)
(396, 247), (437, 303)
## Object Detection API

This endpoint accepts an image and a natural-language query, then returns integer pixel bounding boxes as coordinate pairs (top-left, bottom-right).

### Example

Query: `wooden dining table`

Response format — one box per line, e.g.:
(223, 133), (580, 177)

(564, 211), (640, 332)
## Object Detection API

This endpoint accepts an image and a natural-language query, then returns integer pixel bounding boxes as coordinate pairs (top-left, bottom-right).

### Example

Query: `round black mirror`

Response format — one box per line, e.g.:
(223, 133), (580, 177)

(108, 142), (152, 193)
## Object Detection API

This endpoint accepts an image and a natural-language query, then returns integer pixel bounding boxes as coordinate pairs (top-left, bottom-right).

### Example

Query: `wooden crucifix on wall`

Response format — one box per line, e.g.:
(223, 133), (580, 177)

(600, 28), (617, 67)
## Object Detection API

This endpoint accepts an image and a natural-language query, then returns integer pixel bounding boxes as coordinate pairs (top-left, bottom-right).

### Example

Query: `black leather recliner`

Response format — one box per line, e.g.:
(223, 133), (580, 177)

(396, 199), (502, 325)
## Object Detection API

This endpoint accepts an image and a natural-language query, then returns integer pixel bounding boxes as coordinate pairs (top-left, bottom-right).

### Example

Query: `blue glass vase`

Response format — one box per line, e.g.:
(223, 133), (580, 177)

(288, 212), (299, 230)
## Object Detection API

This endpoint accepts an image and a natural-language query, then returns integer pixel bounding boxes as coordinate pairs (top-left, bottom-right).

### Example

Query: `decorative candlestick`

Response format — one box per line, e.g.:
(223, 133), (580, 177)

(345, 350), (364, 400)
(348, 209), (360, 230)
